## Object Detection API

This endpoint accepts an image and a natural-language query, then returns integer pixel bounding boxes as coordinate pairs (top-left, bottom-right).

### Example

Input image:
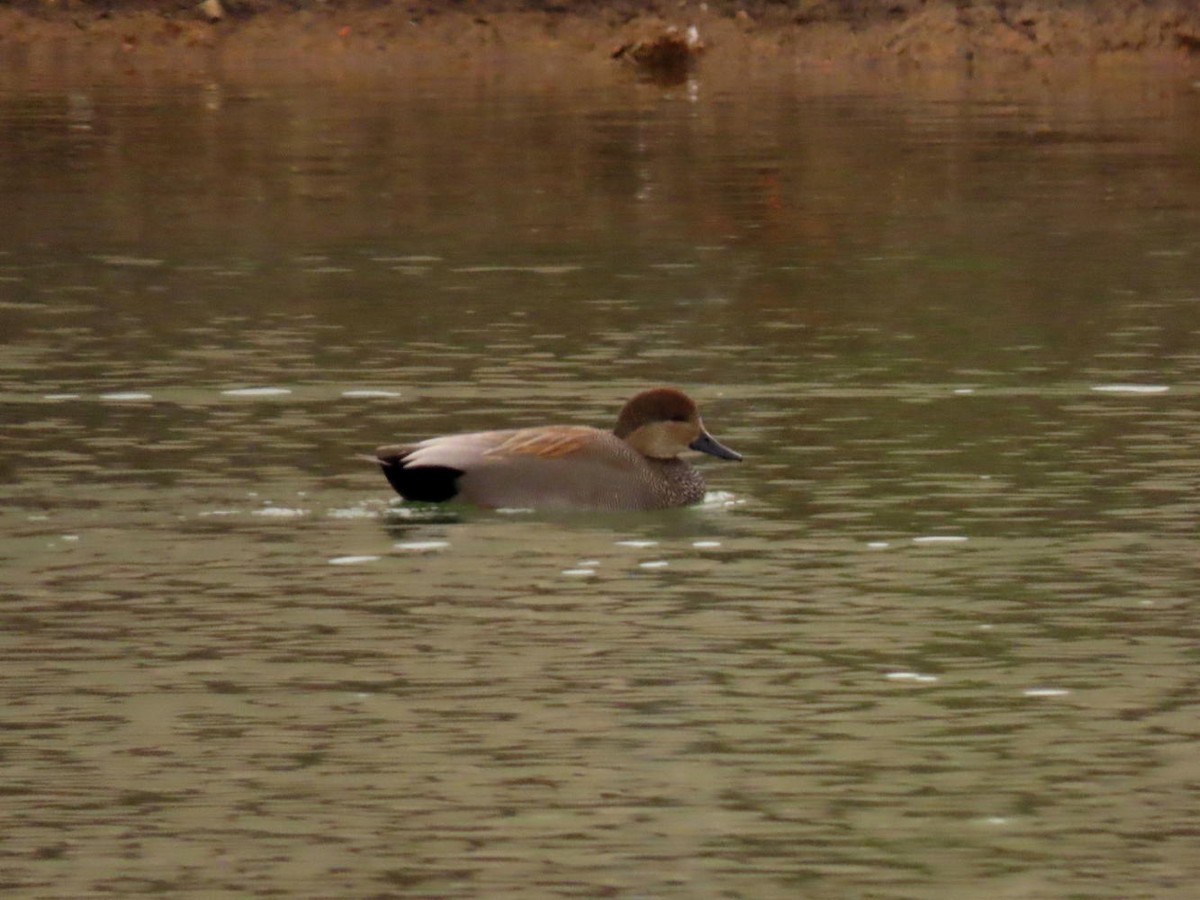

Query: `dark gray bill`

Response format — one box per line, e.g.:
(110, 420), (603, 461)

(689, 431), (743, 461)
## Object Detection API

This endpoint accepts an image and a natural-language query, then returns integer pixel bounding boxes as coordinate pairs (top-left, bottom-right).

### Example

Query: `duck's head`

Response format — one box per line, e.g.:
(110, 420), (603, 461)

(614, 388), (742, 462)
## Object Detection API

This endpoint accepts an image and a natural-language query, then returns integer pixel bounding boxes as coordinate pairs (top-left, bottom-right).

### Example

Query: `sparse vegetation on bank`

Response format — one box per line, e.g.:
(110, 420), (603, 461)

(3, 0), (1199, 80)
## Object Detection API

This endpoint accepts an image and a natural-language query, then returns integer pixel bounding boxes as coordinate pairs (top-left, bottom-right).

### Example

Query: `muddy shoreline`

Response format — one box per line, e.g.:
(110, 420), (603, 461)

(3, 1), (1200, 85)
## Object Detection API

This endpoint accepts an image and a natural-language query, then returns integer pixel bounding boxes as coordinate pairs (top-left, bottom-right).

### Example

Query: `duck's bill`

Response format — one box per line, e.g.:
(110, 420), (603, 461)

(689, 432), (743, 461)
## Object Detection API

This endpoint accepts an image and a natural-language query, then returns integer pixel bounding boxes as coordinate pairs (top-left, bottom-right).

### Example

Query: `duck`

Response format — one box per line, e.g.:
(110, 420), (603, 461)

(374, 387), (741, 511)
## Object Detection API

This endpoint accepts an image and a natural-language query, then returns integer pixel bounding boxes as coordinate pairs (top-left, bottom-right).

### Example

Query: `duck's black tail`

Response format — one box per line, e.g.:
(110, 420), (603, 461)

(374, 447), (464, 503)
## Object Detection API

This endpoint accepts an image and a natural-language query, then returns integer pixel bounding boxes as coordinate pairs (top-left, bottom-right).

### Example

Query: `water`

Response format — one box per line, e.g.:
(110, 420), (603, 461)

(2, 64), (1199, 898)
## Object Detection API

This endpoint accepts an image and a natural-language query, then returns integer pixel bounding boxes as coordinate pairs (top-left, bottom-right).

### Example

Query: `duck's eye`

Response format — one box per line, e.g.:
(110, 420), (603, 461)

(669, 414), (689, 423)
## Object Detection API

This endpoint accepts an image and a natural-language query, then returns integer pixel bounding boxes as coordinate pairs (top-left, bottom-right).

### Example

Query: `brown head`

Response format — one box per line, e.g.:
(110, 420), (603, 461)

(614, 388), (742, 462)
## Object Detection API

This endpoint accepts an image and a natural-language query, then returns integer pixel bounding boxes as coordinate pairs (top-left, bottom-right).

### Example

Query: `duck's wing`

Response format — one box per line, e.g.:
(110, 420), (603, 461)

(374, 428), (598, 502)
(483, 427), (599, 461)
(380, 427), (594, 471)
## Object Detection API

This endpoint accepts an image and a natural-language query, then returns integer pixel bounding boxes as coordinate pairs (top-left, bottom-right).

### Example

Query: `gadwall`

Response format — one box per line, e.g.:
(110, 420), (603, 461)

(374, 387), (741, 511)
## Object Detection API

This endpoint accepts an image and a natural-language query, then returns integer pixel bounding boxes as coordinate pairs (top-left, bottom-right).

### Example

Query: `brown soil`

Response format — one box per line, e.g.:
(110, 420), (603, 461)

(2, 1), (1200, 83)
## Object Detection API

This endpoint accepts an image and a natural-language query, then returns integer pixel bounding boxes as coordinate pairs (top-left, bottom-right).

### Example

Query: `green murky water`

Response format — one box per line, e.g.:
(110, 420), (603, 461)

(2, 66), (1199, 898)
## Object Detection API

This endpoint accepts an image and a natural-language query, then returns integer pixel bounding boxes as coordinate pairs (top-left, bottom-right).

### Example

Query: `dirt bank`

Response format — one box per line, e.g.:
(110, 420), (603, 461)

(3, 1), (1200, 83)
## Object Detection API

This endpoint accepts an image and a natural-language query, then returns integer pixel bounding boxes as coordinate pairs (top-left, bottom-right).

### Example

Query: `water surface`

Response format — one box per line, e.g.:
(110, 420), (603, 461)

(2, 66), (1199, 898)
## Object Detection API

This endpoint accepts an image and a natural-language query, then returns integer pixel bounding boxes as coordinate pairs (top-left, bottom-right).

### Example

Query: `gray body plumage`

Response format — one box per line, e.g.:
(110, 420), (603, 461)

(373, 388), (739, 512)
